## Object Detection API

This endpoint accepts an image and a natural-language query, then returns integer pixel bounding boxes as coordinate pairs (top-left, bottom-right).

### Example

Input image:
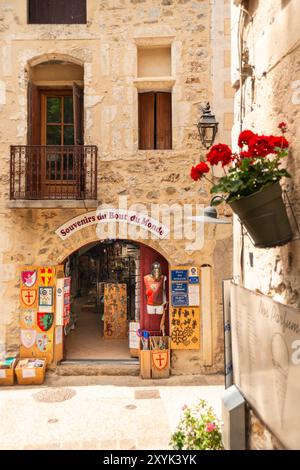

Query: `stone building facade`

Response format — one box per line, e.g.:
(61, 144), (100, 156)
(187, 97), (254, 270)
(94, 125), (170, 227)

(231, 0), (300, 449)
(0, 0), (232, 375)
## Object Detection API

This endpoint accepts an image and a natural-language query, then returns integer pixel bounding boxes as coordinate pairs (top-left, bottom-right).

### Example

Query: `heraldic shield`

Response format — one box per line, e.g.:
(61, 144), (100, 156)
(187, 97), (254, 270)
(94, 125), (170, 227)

(21, 289), (37, 307)
(40, 267), (54, 286)
(152, 351), (168, 370)
(37, 312), (54, 332)
(21, 270), (37, 288)
(20, 329), (36, 349)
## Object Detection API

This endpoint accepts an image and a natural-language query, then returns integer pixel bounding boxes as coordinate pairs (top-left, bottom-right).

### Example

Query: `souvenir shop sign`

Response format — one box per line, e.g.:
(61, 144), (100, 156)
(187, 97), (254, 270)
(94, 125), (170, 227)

(169, 266), (200, 350)
(55, 210), (169, 241)
(170, 266), (200, 308)
(170, 307), (200, 350)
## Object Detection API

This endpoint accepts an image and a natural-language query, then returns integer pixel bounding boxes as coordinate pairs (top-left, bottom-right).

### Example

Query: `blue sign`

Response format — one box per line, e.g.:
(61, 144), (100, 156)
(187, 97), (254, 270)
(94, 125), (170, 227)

(172, 294), (189, 307)
(171, 282), (188, 294)
(171, 270), (188, 282)
(189, 276), (200, 284)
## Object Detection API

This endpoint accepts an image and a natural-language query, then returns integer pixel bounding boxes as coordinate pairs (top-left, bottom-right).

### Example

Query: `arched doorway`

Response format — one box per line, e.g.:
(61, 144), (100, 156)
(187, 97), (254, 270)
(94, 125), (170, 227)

(63, 239), (169, 360)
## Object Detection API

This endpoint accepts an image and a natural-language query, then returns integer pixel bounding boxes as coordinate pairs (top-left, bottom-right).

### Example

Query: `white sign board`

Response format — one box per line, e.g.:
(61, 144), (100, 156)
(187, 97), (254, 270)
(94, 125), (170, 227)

(231, 283), (300, 450)
(56, 279), (64, 326)
(55, 210), (169, 240)
(129, 322), (140, 349)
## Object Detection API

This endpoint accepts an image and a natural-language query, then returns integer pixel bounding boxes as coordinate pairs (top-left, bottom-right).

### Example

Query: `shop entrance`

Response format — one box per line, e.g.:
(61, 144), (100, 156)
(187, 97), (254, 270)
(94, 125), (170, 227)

(63, 240), (169, 361)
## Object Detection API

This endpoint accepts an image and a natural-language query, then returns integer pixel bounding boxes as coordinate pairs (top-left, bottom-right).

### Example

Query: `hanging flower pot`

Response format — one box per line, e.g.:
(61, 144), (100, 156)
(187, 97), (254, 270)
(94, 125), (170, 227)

(229, 182), (293, 248)
(190, 122), (294, 249)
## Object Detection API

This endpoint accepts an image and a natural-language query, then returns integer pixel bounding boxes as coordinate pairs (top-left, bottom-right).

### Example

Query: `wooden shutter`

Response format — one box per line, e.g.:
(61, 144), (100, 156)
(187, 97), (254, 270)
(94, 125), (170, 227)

(73, 83), (84, 145)
(156, 92), (172, 150)
(138, 92), (155, 150)
(27, 82), (41, 145)
(73, 83), (84, 195)
(27, 82), (41, 196)
(28, 0), (87, 24)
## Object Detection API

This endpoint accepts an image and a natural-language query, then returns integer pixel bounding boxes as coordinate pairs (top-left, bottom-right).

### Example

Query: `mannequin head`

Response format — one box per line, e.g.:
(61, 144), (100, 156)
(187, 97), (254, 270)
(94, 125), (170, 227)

(151, 262), (162, 281)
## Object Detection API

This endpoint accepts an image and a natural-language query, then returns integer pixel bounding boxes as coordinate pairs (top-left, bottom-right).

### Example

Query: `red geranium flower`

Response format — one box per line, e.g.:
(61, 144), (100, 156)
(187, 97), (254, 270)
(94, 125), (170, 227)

(278, 122), (288, 133)
(207, 143), (232, 167)
(190, 162), (210, 181)
(239, 151), (253, 159)
(271, 136), (289, 150)
(196, 162), (210, 174)
(238, 130), (256, 148)
(248, 135), (275, 157)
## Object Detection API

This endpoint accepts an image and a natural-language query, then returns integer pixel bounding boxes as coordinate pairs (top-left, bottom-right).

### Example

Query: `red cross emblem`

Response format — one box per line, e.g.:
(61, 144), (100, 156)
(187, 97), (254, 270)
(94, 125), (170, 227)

(21, 289), (37, 307)
(152, 351), (168, 370)
(40, 267), (54, 286)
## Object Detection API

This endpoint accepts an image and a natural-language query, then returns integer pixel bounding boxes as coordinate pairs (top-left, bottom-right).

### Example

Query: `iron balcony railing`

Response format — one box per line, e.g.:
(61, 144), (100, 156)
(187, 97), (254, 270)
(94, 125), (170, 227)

(10, 145), (97, 200)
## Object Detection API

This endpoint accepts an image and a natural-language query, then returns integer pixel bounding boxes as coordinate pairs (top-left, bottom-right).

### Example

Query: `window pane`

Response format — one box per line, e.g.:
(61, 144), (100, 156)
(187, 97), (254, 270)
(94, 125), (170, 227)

(64, 96), (74, 124)
(47, 125), (61, 145)
(47, 97), (61, 123)
(64, 126), (75, 145)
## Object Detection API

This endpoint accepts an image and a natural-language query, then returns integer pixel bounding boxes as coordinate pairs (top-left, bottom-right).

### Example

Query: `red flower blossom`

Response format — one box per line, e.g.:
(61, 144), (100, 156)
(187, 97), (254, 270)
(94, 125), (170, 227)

(239, 151), (253, 159)
(205, 423), (216, 433)
(248, 135), (275, 157)
(238, 130), (256, 148)
(271, 136), (289, 150)
(190, 162), (210, 181)
(278, 122), (288, 133)
(207, 144), (232, 167)
(196, 162), (210, 174)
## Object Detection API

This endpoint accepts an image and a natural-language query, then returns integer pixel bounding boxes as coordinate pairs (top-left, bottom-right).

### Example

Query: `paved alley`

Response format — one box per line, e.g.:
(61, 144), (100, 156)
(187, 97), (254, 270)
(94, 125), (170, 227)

(0, 375), (223, 450)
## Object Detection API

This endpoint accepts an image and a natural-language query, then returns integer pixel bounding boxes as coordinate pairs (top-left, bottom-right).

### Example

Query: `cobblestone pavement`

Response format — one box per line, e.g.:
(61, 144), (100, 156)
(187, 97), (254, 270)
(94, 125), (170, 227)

(0, 375), (224, 450)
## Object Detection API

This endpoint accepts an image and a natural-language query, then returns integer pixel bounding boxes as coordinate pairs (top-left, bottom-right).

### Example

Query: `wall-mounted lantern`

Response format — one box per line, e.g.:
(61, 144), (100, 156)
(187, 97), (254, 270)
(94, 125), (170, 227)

(197, 103), (219, 150)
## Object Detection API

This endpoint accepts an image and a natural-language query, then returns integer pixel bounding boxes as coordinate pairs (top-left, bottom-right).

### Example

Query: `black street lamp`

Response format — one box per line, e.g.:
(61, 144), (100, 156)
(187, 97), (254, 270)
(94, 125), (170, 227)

(197, 103), (219, 150)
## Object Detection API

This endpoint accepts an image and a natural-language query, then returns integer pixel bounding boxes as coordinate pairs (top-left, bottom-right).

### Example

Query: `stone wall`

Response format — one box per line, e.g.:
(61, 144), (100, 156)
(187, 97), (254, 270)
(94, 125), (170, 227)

(0, 0), (233, 374)
(246, 407), (284, 451)
(231, 0), (300, 448)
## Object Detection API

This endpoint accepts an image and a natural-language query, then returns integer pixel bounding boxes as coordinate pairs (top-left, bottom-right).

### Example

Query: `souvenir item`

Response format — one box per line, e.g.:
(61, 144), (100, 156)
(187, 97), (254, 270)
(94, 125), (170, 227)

(20, 310), (35, 328)
(39, 267), (54, 286)
(21, 289), (37, 308)
(36, 332), (52, 352)
(21, 270), (37, 288)
(20, 329), (36, 349)
(37, 312), (53, 332)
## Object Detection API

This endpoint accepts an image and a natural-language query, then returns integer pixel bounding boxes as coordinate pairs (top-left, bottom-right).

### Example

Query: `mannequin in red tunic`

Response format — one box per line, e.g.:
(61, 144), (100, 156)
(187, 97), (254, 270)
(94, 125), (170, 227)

(144, 262), (167, 334)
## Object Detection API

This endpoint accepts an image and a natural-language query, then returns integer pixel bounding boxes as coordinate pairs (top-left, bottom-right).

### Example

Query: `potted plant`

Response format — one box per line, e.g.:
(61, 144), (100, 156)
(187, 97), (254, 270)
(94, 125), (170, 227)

(190, 122), (293, 248)
(170, 399), (224, 450)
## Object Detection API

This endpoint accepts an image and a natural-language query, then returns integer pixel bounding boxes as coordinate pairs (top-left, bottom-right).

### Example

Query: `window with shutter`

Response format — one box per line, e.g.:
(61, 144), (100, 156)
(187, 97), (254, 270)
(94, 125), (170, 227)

(138, 92), (172, 150)
(28, 0), (87, 24)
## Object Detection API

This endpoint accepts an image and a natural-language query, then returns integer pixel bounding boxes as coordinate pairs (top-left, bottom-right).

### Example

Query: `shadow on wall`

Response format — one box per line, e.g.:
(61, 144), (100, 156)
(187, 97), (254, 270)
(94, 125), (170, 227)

(282, 0), (291, 10)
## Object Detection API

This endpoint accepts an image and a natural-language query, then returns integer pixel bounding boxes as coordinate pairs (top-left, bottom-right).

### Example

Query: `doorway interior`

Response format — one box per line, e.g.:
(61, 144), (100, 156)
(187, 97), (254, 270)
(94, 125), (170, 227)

(63, 239), (169, 361)
(64, 240), (139, 360)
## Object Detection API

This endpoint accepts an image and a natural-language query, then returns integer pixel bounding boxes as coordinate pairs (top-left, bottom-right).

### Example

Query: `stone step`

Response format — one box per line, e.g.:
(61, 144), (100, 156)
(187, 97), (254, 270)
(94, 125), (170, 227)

(55, 359), (140, 377)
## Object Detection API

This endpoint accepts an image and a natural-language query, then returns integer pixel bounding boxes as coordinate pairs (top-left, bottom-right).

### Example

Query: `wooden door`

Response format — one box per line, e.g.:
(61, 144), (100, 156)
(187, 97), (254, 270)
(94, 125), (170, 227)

(41, 89), (77, 197)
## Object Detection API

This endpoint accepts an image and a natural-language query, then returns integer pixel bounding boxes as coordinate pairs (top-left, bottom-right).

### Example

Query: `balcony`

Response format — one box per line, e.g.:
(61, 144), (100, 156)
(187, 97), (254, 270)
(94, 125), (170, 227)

(10, 145), (97, 201)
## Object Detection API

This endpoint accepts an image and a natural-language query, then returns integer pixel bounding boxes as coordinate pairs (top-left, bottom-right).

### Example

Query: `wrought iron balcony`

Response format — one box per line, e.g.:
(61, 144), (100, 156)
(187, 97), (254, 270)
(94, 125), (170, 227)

(10, 145), (97, 200)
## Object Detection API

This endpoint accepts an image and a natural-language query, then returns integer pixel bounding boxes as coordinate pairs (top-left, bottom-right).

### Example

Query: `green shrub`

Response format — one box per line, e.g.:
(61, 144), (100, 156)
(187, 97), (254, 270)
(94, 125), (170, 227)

(170, 399), (224, 450)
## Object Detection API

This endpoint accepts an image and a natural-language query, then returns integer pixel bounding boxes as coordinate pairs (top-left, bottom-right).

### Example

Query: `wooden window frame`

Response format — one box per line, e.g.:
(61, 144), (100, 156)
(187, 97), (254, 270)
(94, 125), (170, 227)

(40, 89), (74, 146)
